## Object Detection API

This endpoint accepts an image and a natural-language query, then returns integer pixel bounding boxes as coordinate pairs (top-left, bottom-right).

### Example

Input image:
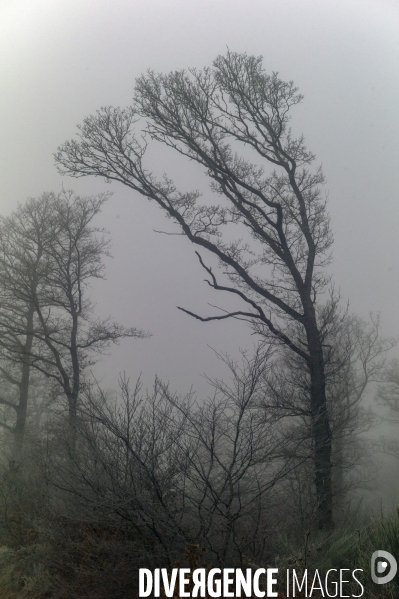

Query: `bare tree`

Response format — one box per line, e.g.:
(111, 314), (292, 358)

(375, 359), (399, 460)
(325, 313), (394, 503)
(0, 196), (57, 454)
(0, 191), (147, 449)
(56, 51), (341, 529)
(378, 360), (399, 418)
(46, 346), (291, 570)
(159, 345), (290, 565)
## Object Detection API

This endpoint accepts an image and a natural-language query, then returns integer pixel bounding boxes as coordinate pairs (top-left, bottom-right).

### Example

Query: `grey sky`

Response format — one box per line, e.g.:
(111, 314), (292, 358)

(1, 0), (399, 394)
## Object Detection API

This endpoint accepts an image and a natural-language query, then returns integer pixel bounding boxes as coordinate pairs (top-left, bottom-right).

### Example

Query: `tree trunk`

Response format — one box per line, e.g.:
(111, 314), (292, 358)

(306, 322), (333, 531)
(68, 310), (80, 452)
(13, 303), (35, 458)
(332, 431), (345, 515)
(67, 392), (78, 453)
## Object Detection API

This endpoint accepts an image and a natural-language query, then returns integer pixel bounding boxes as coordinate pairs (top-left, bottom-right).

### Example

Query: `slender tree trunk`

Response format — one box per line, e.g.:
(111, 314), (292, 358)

(67, 391), (78, 453)
(68, 311), (80, 451)
(333, 432), (345, 515)
(13, 303), (35, 458)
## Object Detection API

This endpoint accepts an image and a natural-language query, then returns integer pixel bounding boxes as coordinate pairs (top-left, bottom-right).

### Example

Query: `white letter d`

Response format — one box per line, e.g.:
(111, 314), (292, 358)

(139, 569), (153, 597)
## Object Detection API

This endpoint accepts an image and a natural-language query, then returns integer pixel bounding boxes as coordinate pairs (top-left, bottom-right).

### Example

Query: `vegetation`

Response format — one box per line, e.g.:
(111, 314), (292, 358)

(0, 52), (396, 598)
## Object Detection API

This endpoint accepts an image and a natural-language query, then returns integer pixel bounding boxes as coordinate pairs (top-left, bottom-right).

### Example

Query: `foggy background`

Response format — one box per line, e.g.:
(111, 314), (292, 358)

(1, 0), (399, 402)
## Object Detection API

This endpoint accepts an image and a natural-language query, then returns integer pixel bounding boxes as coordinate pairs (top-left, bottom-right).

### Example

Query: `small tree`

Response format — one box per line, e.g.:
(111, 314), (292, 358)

(0, 191), (147, 448)
(159, 345), (289, 565)
(325, 313), (394, 504)
(375, 360), (399, 461)
(47, 346), (290, 570)
(56, 51), (343, 529)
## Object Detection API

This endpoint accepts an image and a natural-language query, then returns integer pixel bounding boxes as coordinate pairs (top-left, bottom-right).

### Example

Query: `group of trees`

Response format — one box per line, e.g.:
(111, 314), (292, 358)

(0, 191), (145, 455)
(0, 51), (396, 597)
(55, 50), (396, 531)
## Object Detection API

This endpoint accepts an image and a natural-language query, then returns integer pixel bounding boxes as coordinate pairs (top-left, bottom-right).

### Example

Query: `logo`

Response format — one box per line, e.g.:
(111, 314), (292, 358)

(371, 551), (397, 584)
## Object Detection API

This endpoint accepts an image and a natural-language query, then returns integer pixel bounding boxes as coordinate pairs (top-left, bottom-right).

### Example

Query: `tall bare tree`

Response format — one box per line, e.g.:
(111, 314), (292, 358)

(0, 197), (57, 454)
(56, 51), (339, 529)
(0, 191), (146, 449)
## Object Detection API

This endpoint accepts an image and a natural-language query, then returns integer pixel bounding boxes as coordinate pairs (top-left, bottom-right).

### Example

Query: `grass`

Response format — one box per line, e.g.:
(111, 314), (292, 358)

(273, 507), (399, 598)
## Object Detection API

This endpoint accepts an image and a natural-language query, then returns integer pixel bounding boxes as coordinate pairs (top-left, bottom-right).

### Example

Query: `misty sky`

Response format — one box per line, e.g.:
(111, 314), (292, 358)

(1, 0), (399, 396)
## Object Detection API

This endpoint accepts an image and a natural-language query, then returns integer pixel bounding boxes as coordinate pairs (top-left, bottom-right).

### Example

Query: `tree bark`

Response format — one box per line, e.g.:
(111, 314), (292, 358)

(306, 320), (333, 531)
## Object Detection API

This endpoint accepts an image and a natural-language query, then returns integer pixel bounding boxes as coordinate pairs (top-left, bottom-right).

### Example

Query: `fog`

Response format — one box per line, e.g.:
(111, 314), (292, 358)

(2, 2), (399, 594)
(0, 0), (398, 396)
